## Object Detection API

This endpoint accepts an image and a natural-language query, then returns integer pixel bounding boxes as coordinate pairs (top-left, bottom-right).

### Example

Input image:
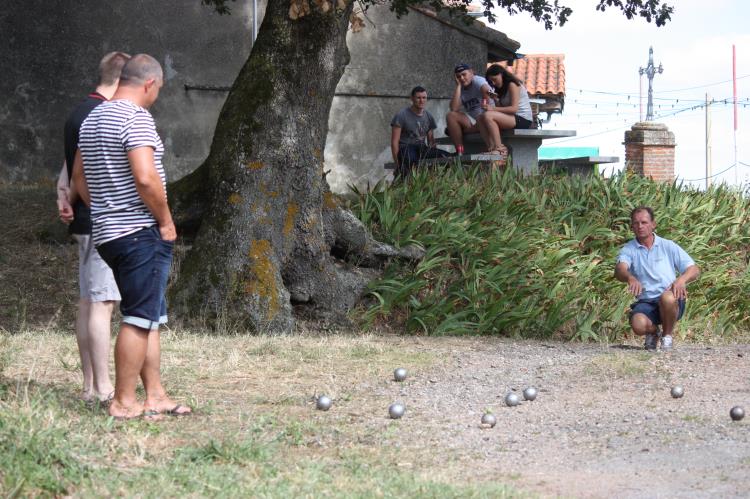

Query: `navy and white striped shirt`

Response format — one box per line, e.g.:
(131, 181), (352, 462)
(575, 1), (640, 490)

(79, 100), (166, 246)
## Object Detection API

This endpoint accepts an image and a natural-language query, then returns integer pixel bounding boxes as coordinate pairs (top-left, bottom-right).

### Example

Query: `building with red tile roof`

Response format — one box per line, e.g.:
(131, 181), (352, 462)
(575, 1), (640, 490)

(495, 54), (566, 123)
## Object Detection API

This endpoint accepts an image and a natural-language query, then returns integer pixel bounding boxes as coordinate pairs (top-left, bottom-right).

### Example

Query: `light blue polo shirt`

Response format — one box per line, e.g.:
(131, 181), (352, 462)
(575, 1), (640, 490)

(616, 235), (695, 301)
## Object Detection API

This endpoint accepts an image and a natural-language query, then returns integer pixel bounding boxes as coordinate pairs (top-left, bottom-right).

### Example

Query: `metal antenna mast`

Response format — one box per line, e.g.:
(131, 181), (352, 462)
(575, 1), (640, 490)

(639, 46), (663, 121)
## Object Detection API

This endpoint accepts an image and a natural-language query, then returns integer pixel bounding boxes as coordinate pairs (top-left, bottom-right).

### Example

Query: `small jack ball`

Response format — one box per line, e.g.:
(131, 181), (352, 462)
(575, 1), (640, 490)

(670, 386), (684, 398)
(730, 406), (745, 421)
(316, 395), (332, 411)
(393, 368), (408, 382)
(523, 387), (538, 401)
(505, 392), (521, 407)
(388, 403), (405, 419)
(481, 413), (497, 428)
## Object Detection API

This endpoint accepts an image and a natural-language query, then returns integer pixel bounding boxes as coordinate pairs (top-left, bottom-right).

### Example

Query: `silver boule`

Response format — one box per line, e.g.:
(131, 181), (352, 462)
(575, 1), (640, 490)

(393, 367), (408, 382)
(670, 386), (684, 399)
(504, 392), (521, 407)
(481, 413), (497, 428)
(730, 406), (745, 421)
(523, 387), (538, 401)
(316, 395), (332, 411)
(388, 403), (406, 419)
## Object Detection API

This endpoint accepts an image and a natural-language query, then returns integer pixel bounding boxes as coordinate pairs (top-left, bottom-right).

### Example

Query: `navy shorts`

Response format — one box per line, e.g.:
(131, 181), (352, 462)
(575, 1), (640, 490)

(630, 298), (685, 326)
(97, 225), (173, 331)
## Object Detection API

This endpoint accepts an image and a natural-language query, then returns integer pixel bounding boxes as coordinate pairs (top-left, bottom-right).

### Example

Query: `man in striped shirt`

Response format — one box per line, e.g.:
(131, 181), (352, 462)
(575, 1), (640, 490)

(71, 54), (191, 420)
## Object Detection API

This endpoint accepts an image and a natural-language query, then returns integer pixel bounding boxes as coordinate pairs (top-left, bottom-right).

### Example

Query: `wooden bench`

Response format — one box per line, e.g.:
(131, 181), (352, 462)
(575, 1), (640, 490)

(539, 155), (619, 176)
(435, 129), (577, 174)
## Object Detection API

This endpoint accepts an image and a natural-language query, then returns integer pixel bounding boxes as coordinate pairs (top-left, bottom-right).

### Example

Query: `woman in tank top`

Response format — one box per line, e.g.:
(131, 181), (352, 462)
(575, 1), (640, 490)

(478, 64), (534, 157)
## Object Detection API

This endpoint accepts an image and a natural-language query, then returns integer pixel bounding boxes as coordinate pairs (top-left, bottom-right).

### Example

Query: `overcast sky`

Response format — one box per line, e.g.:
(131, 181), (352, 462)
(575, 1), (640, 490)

(480, 0), (750, 188)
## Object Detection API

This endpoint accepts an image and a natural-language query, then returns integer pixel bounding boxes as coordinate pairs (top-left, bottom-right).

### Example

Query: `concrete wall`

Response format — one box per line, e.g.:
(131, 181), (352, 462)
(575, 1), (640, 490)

(0, 0), (258, 184)
(326, 6), (488, 192)
(1, 2), (493, 193)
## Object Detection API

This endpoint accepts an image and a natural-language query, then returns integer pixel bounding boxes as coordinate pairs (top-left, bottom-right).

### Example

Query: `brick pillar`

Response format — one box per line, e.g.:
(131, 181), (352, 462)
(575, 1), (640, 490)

(624, 122), (676, 182)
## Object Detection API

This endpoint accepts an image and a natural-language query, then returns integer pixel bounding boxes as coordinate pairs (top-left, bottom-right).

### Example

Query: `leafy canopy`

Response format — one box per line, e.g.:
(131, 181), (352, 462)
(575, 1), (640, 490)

(202, 0), (673, 29)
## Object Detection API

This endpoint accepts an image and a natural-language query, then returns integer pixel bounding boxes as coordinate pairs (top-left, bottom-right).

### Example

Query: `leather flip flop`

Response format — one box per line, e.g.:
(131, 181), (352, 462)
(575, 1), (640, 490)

(164, 404), (192, 416)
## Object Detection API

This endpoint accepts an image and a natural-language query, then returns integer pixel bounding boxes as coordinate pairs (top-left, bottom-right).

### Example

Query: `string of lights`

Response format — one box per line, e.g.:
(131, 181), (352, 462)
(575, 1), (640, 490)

(568, 74), (750, 96)
(549, 102), (721, 143)
(679, 162), (750, 183)
(568, 97), (750, 107)
(568, 97), (750, 109)
(548, 97), (748, 137)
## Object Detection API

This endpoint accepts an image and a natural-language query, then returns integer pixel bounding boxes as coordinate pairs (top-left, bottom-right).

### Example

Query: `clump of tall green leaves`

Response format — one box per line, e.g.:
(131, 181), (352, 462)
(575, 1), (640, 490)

(352, 168), (750, 340)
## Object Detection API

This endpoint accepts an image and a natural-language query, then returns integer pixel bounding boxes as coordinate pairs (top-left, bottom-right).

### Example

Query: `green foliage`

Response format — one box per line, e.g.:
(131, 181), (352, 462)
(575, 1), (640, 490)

(390, 0), (670, 29)
(353, 169), (750, 340)
(201, 0), (672, 30)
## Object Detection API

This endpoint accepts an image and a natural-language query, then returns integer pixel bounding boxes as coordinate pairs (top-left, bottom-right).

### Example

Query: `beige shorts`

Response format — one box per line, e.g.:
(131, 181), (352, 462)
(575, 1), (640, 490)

(74, 234), (121, 302)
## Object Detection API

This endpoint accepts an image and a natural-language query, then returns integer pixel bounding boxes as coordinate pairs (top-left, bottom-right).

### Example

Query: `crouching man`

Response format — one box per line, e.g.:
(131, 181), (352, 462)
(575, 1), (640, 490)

(614, 206), (700, 351)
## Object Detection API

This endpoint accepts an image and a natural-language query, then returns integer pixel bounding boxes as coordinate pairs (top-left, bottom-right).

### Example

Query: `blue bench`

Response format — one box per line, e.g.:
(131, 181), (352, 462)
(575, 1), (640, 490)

(539, 155), (620, 176)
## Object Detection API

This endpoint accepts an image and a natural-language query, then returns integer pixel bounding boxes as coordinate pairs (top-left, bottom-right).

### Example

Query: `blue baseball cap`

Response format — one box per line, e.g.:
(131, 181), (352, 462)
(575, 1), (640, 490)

(454, 63), (472, 73)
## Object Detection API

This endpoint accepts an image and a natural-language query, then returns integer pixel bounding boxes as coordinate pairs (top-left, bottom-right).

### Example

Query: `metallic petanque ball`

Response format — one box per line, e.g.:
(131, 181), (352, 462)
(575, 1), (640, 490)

(670, 386), (684, 399)
(730, 406), (745, 421)
(393, 367), (408, 382)
(388, 403), (406, 419)
(505, 392), (521, 407)
(523, 387), (538, 401)
(481, 413), (497, 428)
(316, 395), (332, 411)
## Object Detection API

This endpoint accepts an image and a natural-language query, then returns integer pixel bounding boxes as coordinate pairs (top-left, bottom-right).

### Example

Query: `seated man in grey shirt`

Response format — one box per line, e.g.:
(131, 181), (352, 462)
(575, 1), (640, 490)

(390, 86), (450, 178)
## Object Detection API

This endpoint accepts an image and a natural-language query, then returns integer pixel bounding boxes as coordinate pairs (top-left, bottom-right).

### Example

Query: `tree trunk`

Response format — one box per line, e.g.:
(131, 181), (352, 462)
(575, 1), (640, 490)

(170, 0), (395, 332)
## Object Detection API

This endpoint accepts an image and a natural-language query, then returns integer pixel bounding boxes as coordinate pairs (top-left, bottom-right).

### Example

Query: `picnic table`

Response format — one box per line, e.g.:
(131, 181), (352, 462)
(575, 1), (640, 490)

(435, 129), (577, 174)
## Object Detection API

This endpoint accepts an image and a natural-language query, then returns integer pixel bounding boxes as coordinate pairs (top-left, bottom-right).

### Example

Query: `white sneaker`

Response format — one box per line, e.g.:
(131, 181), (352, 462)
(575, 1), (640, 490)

(661, 335), (673, 351)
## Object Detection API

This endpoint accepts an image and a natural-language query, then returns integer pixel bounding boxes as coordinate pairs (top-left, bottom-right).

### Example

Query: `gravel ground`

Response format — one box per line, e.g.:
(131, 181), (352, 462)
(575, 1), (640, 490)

(353, 338), (750, 498)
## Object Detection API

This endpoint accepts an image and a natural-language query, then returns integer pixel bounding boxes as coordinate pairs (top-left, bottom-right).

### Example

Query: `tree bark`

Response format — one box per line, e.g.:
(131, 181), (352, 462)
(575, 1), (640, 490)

(170, 0), (400, 332)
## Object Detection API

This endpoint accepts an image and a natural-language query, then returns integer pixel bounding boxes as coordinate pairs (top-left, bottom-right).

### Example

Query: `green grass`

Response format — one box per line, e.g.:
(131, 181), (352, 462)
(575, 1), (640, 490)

(352, 168), (750, 340)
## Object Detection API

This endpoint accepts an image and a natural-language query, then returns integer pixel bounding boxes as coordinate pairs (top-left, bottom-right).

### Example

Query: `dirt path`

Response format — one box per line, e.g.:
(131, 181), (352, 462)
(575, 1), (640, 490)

(350, 338), (750, 498)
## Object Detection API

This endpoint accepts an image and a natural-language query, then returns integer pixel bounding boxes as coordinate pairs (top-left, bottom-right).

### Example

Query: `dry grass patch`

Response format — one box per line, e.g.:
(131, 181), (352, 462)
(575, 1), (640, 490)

(583, 350), (664, 379)
(1, 329), (523, 496)
(0, 185), (79, 332)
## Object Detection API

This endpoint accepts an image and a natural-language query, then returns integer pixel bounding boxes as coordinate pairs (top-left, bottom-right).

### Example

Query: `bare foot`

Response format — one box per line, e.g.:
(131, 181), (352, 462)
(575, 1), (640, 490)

(108, 400), (146, 420)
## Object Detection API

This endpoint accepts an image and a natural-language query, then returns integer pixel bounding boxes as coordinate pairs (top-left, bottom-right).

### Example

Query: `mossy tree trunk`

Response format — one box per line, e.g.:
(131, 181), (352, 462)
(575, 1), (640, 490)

(170, 0), (380, 332)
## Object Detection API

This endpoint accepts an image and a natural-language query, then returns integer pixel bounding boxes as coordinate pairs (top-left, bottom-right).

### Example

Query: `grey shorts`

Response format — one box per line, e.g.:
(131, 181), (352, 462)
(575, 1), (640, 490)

(74, 234), (121, 302)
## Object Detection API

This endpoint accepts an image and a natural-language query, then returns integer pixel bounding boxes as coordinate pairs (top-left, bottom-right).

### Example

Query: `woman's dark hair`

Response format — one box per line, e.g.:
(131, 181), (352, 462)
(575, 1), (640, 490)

(485, 64), (523, 100)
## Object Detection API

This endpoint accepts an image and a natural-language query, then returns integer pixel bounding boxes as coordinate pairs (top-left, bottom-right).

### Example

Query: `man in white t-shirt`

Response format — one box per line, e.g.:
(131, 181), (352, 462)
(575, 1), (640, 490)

(445, 63), (493, 155)
(56, 52), (129, 405)
(71, 54), (191, 420)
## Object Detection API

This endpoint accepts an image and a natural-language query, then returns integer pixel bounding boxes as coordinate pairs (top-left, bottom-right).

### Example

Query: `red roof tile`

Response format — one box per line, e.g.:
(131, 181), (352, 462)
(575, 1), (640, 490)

(495, 54), (566, 97)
